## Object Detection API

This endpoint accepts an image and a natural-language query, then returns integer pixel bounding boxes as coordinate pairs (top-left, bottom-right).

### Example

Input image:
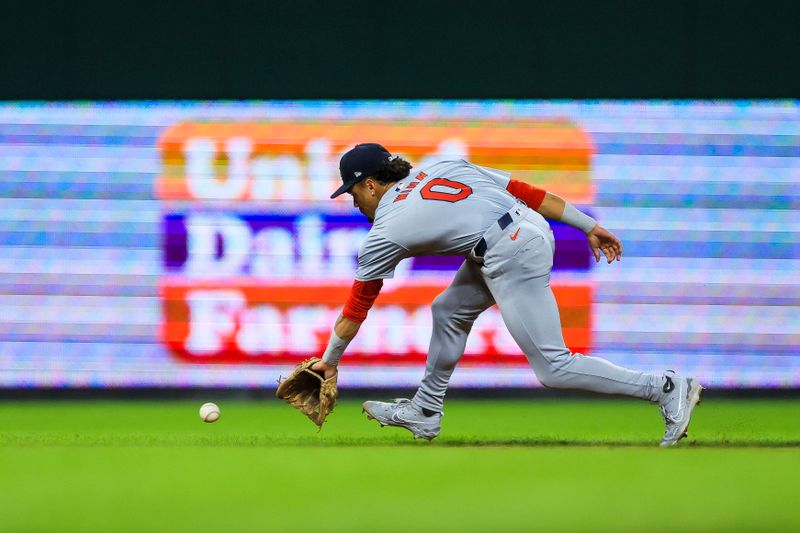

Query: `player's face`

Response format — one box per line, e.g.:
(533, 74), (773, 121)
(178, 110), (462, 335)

(349, 180), (379, 222)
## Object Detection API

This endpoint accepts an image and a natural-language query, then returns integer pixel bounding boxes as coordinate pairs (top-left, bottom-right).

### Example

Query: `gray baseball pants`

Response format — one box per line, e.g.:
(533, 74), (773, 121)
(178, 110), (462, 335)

(412, 206), (663, 413)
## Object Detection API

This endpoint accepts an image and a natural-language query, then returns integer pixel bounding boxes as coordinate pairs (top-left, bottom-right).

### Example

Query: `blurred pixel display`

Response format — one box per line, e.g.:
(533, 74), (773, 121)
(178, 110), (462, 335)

(0, 101), (797, 388)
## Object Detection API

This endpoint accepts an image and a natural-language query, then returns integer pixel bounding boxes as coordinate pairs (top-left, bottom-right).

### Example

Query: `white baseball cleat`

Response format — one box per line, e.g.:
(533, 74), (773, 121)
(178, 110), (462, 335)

(362, 398), (442, 441)
(658, 370), (704, 447)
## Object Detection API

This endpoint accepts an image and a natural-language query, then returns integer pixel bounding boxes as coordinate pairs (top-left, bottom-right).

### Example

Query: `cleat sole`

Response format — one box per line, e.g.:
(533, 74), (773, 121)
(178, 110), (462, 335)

(681, 383), (704, 437)
(362, 404), (386, 428)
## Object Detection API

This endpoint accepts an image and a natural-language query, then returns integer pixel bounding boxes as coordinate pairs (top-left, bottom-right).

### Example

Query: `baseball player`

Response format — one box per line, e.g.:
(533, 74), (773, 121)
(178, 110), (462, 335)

(310, 143), (703, 446)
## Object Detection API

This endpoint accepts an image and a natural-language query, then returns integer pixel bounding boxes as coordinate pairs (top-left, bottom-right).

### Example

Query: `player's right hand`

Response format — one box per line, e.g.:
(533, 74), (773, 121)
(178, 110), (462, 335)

(587, 225), (623, 264)
(311, 359), (338, 380)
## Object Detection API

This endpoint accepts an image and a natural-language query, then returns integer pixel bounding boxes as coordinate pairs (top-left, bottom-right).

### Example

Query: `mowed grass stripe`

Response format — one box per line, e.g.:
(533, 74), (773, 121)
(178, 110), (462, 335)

(0, 400), (798, 532)
(0, 447), (798, 532)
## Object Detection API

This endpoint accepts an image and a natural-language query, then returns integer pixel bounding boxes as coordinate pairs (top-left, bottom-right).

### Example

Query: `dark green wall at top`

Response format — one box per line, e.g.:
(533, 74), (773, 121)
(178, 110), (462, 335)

(1, 0), (798, 100)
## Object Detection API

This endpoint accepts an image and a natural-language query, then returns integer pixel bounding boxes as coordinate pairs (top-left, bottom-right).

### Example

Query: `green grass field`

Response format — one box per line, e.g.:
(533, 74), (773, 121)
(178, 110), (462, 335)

(1, 397), (799, 532)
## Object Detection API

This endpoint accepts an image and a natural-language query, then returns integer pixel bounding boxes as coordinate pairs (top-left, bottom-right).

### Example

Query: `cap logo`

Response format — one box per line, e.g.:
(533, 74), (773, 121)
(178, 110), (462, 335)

(354, 171), (362, 178)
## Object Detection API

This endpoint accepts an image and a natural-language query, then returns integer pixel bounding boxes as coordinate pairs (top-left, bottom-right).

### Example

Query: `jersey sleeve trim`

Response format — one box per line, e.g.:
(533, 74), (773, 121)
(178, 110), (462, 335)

(342, 279), (384, 323)
(506, 178), (547, 210)
(354, 271), (401, 282)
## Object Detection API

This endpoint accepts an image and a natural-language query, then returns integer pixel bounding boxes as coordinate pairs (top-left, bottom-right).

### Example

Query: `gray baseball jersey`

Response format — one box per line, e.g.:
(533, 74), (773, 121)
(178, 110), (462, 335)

(355, 160), (518, 281)
(350, 159), (664, 415)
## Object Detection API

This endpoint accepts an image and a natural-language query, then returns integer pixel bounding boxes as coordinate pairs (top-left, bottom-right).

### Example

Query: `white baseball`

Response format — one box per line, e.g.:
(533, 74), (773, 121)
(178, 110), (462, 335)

(199, 402), (220, 423)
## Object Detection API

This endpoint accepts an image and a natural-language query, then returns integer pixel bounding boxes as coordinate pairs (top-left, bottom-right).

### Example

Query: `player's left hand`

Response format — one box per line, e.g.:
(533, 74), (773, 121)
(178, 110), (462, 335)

(587, 225), (623, 264)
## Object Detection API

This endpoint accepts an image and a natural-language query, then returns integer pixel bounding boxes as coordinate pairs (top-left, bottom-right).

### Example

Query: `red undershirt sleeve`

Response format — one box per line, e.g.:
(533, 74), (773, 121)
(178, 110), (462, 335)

(506, 178), (547, 210)
(342, 279), (384, 323)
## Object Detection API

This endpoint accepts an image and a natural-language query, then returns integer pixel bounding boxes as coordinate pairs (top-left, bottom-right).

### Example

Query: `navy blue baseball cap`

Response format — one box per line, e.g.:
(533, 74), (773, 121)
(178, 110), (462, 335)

(331, 143), (392, 199)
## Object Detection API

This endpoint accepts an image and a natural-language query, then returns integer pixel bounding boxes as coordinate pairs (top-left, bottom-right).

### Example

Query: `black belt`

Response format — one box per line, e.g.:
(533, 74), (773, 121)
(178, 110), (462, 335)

(473, 212), (513, 258)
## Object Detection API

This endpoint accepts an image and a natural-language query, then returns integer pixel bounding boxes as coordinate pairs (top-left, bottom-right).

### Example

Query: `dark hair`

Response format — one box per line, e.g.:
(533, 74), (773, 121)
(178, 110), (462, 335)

(372, 156), (412, 185)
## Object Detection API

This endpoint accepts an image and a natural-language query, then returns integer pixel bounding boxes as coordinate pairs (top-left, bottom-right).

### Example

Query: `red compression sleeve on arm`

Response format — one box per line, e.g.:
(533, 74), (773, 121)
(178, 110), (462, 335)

(342, 279), (384, 323)
(506, 179), (547, 210)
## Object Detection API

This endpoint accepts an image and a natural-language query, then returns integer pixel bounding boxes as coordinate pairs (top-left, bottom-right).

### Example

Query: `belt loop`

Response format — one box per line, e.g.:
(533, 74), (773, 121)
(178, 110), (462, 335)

(474, 238), (487, 258)
(497, 212), (513, 230)
(472, 206), (522, 262)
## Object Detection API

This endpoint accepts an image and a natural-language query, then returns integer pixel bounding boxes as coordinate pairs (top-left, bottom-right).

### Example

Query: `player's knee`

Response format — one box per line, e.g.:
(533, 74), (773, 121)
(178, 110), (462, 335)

(532, 358), (573, 389)
(536, 370), (559, 389)
(431, 293), (458, 325)
(431, 293), (477, 334)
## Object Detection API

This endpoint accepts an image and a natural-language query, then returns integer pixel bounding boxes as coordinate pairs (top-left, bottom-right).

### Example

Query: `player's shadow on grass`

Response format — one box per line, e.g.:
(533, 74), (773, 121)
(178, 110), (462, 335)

(283, 435), (800, 448)
(429, 438), (800, 448)
(4, 435), (797, 448)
